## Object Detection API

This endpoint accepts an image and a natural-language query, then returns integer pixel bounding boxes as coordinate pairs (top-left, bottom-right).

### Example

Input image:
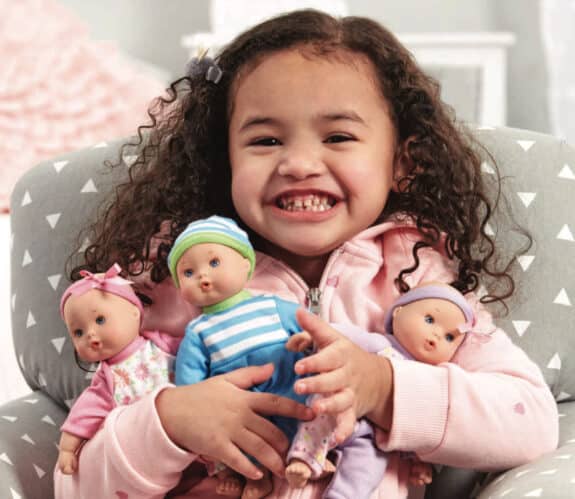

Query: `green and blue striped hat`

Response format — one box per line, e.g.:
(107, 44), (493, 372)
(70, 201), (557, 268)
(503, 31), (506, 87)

(168, 216), (256, 287)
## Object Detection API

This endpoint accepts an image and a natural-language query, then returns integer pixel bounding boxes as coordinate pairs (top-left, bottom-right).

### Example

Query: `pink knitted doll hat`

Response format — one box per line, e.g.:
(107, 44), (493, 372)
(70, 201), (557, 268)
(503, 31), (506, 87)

(59, 263), (143, 319)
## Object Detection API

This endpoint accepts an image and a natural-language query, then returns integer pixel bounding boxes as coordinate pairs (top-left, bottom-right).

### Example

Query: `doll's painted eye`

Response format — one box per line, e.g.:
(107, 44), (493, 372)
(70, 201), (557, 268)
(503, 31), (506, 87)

(209, 258), (220, 268)
(95, 315), (106, 325)
(74, 329), (83, 338)
(424, 314), (434, 324)
(445, 333), (455, 342)
(183, 269), (194, 278)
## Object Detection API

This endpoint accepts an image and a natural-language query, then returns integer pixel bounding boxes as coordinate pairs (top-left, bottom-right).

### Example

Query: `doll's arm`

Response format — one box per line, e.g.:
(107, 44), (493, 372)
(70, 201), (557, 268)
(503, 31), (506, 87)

(285, 331), (313, 352)
(174, 326), (210, 385)
(57, 431), (85, 474)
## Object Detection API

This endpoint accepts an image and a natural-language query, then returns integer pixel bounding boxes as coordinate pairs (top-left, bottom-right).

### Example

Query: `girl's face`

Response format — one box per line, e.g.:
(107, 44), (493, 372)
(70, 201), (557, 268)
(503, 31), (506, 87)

(63, 289), (141, 363)
(228, 48), (401, 266)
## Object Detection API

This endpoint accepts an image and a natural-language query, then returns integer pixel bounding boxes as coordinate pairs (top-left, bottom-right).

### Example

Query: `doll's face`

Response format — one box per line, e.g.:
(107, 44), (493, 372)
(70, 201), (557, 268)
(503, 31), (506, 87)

(392, 298), (466, 364)
(176, 243), (251, 308)
(63, 289), (141, 363)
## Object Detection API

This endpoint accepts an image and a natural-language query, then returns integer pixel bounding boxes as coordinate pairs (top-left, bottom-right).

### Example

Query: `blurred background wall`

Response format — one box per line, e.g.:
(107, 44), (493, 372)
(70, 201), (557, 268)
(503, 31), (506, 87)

(57, 0), (549, 134)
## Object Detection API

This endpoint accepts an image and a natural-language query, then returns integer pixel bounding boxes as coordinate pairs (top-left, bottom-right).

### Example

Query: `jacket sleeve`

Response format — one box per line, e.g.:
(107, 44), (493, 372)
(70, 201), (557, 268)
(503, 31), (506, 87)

(376, 231), (559, 470)
(54, 387), (195, 499)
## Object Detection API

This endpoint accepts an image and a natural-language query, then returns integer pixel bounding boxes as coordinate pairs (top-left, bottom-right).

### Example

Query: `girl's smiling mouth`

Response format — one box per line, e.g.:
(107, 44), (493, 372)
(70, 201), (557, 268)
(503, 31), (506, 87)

(275, 192), (338, 212)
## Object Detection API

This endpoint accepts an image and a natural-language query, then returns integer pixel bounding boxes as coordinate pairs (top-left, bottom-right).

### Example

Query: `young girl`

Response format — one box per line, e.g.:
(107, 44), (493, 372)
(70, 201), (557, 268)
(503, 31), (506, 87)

(55, 9), (558, 499)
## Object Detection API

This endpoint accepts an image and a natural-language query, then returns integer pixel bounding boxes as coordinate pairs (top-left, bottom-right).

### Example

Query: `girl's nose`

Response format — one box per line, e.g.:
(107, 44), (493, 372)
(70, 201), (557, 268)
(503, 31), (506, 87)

(277, 147), (324, 179)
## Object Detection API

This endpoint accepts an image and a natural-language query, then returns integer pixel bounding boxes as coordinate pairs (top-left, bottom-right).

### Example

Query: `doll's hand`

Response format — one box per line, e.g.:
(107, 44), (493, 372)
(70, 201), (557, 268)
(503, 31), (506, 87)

(292, 309), (394, 440)
(58, 450), (78, 475)
(285, 331), (313, 352)
(409, 460), (433, 487)
(156, 363), (314, 481)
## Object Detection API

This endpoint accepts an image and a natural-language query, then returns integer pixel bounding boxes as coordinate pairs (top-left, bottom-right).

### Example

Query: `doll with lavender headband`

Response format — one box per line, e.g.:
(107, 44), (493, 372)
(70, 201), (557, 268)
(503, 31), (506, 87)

(285, 282), (477, 495)
(57, 264), (180, 474)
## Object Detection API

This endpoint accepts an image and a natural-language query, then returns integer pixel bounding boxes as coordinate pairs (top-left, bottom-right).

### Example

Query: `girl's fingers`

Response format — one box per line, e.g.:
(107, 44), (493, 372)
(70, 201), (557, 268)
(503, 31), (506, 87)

(244, 413), (291, 454)
(224, 363), (275, 390)
(295, 308), (343, 349)
(233, 428), (286, 478)
(294, 346), (344, 376)
(249, 391), (314, 421)
(294, 368), (347, 395)
(334, 406), (357, 444)
(310, 387), (354, 415)
(219, 441), (264, 480)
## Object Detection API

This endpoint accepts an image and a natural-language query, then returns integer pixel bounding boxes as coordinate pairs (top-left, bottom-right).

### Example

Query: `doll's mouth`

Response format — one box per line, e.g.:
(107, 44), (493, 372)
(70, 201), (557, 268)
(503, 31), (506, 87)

(424, 339), (436, 350)
(275, 193), (337, 212)
(90, 340), (101, 350)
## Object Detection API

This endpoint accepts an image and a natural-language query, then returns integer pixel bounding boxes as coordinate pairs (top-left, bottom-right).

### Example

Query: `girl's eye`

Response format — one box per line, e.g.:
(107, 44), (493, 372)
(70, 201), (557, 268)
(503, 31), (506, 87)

(325, 134), (353, 144)
(95, 315), (106, 325)
(74, 329), (83, 338)
(445, 333), (455, 342)
(209, 258), (220, 268)
(184, 269), (194, 278)
(251, 137), (280, 147)
(424, 314), (434, 324)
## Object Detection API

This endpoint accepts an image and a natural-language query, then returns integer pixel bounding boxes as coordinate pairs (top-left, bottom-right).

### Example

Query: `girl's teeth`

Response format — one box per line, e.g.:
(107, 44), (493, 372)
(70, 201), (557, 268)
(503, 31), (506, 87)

(278, 194), (334, 211)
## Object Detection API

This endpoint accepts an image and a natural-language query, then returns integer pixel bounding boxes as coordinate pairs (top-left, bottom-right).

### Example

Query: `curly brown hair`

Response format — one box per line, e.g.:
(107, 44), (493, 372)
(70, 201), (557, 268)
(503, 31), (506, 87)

(73, 9), (529, 307)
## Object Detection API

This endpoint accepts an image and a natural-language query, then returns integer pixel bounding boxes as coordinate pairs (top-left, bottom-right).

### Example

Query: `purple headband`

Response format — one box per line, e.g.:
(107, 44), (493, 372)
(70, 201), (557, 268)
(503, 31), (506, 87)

(383, 285), (476, 334)
(59, 263), (143, 319)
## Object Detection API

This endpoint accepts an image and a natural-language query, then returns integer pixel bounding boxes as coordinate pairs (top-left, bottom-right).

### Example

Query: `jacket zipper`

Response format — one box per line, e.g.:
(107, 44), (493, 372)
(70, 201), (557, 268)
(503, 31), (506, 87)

(306, 287), (322, 316)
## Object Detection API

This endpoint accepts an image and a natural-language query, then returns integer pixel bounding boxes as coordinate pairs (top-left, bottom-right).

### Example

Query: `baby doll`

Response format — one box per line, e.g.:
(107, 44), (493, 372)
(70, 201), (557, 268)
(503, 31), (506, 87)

(57, 263), (180, 474)
(168, 215), (308, 498)
(285, 282), (476, 496)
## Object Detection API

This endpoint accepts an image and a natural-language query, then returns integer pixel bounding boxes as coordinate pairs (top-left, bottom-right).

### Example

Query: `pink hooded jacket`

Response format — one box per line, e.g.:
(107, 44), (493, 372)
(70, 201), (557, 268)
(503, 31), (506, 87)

(54, 220), (558, 499)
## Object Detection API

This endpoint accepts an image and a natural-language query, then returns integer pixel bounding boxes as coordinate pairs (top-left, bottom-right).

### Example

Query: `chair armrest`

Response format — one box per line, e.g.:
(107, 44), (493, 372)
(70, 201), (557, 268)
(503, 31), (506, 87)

(0, 391), (67, 498)
(478, 400), (575, 498)
(478, 442), (575, 498)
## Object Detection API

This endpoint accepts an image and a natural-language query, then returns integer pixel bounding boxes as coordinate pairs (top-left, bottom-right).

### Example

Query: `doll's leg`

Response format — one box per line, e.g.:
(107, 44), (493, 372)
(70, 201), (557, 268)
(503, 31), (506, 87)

(286, 394), (337, 488)
(216, 467), (245, 496)
(323, 419), (388, 499)
(241, 467), (273, 499)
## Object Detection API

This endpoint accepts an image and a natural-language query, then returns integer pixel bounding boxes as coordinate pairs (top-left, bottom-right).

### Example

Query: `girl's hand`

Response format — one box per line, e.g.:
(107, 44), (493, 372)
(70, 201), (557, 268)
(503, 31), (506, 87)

(285, 331), (313, 352)
(155, 363), (314, 480)
(409, 460), (433, 486)
(293, 309), (394, 440)
(58, 450), (78, 475)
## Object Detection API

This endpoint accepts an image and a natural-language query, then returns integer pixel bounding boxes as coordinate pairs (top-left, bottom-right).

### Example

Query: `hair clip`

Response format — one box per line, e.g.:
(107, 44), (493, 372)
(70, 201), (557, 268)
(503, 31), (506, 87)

(186, 55), (223, 84)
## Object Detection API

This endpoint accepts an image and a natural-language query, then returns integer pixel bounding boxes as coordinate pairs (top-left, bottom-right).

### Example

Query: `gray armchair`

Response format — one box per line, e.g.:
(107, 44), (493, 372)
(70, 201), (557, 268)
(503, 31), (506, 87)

(3, 127), (575, 498)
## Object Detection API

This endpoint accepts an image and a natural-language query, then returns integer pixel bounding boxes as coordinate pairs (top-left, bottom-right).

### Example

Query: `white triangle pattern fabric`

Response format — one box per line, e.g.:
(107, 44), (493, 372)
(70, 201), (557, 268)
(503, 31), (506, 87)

(558, 164), (575, 179)
(20, 191), (31, 207)
(53, 160), (69, 173)
(512, 320), (531, 337)
(48, 274), (62, 291)
(81, 179), (98, 193)
(517, 255), (535, 271)
(517, 192), (537, 208)
(517, 139), (535, 151)
(51, 337), (66, 354)
(45, 213), (61, 229)
(553, 288), (572, 306)
(557, 224), (574, 241)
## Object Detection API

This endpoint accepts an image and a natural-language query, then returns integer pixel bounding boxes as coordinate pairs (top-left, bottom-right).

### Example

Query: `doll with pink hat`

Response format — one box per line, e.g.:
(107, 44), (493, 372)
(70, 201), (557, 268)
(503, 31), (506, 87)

(57, 263), (181, 474)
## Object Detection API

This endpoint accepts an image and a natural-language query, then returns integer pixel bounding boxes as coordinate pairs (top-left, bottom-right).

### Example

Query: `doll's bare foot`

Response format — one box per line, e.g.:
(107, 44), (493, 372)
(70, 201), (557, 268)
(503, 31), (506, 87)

(317, 457), (336, 479)
(285, 459), (312, 488)
(216, 468), (244, 496)
(241, 468), (273, 499)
